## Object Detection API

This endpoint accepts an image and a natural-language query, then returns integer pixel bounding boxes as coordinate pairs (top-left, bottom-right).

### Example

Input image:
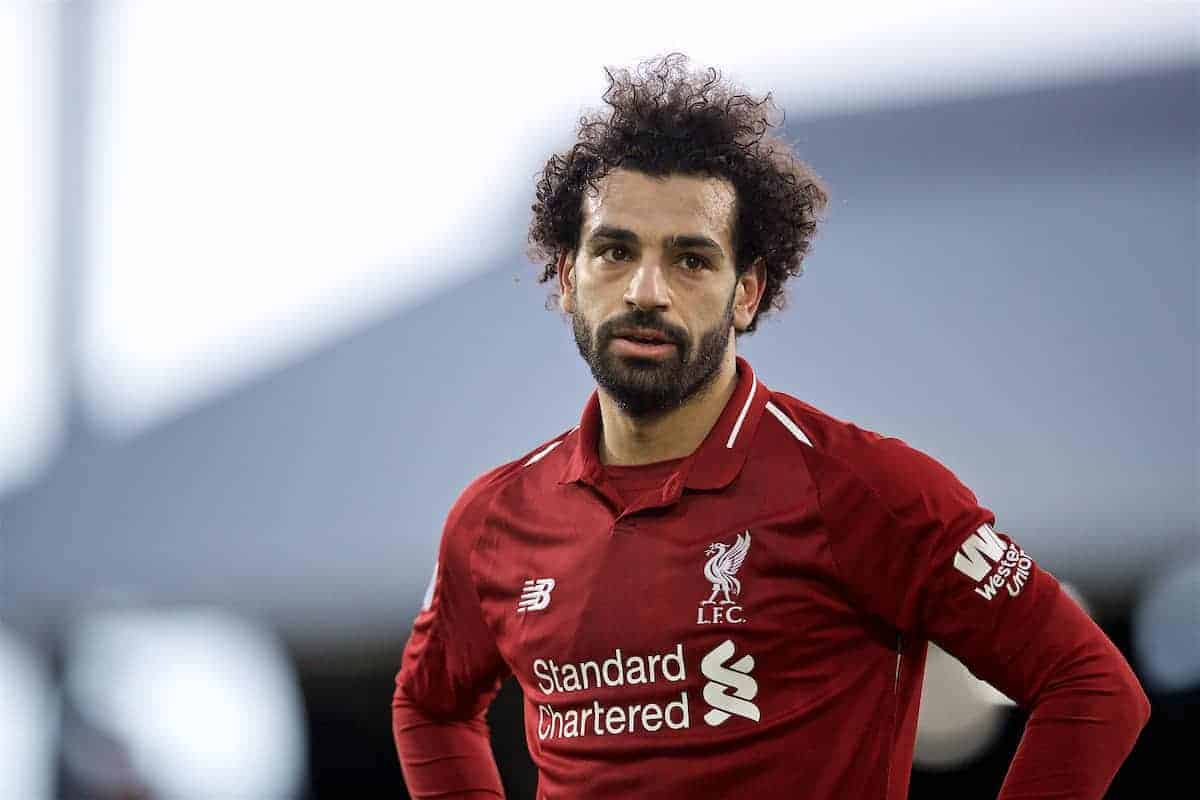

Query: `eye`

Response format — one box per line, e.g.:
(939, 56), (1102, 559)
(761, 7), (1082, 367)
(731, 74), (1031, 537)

(600, 245), (631, 262)
(680, 253), (709, 271)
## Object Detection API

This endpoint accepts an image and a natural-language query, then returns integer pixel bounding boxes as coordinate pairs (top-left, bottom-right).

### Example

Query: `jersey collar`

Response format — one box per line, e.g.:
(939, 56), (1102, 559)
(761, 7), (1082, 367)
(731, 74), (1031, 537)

(558, 355), (770, 497)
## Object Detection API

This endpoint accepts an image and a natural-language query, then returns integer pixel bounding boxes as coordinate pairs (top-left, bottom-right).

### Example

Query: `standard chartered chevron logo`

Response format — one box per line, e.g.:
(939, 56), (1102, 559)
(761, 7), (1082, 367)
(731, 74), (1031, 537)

(700, 639), (759, 726)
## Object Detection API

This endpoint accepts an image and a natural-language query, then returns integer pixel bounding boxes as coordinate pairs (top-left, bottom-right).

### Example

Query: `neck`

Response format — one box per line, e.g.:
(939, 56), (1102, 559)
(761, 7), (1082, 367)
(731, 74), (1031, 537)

(596, 346), (739, 466)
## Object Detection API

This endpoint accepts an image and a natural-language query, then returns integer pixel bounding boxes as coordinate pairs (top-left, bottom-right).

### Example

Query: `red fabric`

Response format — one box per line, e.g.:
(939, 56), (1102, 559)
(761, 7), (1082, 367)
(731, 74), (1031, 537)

(392, 689), (503, 799)
(392, 463), (512, 798)
(602, 456), (686, 508)
(393, 357), (1149, 799)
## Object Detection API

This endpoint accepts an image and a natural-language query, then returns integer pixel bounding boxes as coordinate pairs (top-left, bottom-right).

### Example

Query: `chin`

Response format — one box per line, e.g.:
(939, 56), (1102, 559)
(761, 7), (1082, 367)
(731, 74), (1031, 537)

(610, 353), (682, 374)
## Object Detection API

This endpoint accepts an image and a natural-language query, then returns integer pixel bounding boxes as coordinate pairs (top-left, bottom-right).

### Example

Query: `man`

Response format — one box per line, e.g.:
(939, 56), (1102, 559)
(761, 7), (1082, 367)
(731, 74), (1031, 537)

(392, 55), (1150, 798)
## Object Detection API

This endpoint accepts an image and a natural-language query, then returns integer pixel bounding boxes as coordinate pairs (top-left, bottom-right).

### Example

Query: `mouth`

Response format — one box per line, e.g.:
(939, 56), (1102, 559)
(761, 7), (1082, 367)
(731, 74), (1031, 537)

(612, 328), (675, 346)
(609, 331), (678, 360)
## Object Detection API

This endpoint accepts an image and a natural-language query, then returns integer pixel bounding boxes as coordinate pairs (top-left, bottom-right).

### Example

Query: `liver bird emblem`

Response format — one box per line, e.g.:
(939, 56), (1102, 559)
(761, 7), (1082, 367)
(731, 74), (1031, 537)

(702, 531), (751, 605)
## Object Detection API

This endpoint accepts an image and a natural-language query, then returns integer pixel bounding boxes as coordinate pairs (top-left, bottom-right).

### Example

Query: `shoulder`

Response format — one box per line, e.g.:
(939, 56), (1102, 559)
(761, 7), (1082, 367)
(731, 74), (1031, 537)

(763, 391), (980, 521)
(443, 427), (578, 540)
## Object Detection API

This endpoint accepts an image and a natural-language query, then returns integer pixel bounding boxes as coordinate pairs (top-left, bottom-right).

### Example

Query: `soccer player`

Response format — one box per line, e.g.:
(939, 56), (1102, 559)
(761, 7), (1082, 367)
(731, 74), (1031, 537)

(392, 55), (1150, 798)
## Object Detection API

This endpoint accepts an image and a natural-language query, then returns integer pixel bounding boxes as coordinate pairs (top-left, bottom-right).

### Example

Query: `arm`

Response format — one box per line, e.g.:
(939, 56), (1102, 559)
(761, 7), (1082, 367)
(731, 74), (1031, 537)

(818, 437), (1150, 799)
(981, 576), (1150, 799)
(393, 480), (511, 799)
(392, 689), (504, 799)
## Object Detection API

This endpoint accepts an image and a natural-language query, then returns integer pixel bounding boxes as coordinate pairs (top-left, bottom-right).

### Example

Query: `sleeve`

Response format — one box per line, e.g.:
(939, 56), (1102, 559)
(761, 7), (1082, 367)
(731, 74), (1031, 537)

(817, 436), (1151, 800)
(392, 478), (512, 799)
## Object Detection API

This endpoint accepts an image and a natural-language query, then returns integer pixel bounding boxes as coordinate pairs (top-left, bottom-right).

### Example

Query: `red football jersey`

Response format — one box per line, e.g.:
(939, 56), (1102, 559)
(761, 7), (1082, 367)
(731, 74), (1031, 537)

(394, 356), (1148, 799)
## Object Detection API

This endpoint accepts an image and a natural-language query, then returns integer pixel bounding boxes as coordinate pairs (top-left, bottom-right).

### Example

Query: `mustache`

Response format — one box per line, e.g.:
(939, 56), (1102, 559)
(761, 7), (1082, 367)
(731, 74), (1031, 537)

(597, 312), (689, 346)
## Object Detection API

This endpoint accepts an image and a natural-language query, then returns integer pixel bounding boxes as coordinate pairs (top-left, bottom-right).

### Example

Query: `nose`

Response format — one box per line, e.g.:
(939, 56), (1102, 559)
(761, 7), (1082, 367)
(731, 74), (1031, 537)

(623, 258), (670, 312)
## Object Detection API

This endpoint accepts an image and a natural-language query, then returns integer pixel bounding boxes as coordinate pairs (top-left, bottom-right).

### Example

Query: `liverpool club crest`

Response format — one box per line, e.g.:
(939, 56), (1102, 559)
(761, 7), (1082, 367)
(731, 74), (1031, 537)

(697, 531), (751, 625)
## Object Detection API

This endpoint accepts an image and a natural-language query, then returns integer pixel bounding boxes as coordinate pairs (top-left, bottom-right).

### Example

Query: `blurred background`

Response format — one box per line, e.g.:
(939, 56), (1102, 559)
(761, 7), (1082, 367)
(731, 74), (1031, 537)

(2, 1), (1196, 797)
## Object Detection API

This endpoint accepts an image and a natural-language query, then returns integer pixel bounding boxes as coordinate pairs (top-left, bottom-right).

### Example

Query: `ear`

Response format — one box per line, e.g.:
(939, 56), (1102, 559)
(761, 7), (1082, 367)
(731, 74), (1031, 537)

(557, 251), (577, 313)
(733, 258), (767, 331)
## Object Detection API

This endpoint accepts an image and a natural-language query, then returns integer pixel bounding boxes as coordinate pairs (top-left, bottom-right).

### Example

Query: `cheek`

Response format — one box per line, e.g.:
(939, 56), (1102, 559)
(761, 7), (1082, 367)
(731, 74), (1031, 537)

(705, 286), (737, 320)
(578, 271), (625, 310)
(569, 291), (602, 330)
(581, 263), (624, 294)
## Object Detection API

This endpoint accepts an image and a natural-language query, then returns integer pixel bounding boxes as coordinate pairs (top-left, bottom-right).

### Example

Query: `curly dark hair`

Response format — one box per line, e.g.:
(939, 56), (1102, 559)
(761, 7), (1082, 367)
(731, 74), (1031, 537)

(528, 53), (828, 334)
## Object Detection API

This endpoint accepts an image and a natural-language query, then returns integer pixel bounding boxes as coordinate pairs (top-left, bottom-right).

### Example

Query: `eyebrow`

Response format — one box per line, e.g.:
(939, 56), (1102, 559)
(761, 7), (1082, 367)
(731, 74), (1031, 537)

(588, 225), (640, 244)
(587, 226), (725, 255)
(666, 234), (723, 253)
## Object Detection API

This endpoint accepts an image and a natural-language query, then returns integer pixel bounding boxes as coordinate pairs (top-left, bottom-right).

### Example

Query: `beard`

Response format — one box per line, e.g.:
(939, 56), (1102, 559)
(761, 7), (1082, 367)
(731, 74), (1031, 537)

(571, 289), (736, 419)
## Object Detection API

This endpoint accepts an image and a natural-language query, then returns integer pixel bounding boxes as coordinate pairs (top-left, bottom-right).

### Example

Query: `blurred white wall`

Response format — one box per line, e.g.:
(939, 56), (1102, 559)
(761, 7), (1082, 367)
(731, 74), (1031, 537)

(77, 0), (1198, 438)
(0, 2), (62, 496)
(0, 625), (56, 800)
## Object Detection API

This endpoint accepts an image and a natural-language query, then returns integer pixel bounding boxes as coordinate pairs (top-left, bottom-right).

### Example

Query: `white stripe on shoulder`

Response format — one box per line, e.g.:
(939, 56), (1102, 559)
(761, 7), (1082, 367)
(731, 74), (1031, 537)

(523, 427), (577, 467)
(765, 401), (813, 447)
(725, 372), (759, 448)
(523, 439), (565, 467)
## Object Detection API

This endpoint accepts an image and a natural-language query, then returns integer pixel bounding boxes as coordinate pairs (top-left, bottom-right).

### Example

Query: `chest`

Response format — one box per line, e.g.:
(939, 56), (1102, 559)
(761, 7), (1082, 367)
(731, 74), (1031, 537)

(474, 488), (878, 691)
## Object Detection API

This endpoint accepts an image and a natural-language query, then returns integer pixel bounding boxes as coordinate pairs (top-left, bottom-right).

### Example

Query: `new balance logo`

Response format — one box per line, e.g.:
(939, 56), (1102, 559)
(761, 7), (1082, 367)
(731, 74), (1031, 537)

(517, 578), (556, 613)
(701, 639), (759, 726)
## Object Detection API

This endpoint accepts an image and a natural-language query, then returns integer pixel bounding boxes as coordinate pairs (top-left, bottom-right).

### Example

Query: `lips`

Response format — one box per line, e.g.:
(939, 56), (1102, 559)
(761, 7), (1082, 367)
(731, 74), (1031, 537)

(613, 328), (675, 346)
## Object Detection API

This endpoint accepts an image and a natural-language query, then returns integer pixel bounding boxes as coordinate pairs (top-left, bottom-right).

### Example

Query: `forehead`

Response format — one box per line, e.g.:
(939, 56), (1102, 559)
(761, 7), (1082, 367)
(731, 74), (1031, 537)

(580, 169), (737, 244)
